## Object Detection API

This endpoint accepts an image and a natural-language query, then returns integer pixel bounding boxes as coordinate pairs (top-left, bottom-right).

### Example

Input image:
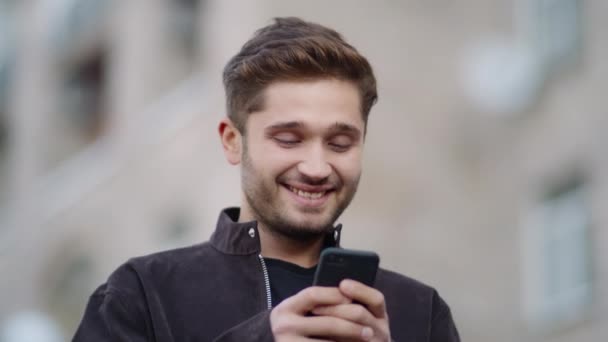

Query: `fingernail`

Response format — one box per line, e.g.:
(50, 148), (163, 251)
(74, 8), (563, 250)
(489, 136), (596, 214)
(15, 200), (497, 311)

(361, 327), (374, 340)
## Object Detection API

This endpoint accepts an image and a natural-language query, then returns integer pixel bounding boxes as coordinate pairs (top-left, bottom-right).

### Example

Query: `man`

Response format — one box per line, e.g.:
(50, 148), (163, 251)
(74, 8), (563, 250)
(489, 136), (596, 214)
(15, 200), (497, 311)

(74, 17), (460, 341)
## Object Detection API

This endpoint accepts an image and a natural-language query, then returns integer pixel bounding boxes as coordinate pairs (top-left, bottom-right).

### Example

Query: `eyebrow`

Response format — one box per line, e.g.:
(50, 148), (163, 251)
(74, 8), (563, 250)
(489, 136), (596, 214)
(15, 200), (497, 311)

(264, 121), (362, 139)
(327, 122), (362, 138)
(264, 121), (304, 132)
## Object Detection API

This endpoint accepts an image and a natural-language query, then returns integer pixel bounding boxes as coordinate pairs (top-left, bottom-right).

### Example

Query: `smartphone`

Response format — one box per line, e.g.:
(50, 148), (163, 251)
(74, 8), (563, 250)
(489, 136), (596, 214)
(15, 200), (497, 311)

(313, 247), (379, 287)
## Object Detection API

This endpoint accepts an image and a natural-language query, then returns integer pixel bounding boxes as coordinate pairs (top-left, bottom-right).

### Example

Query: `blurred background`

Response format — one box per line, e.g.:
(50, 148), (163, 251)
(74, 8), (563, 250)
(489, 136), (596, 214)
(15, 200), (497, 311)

(0, 0), (606, 341)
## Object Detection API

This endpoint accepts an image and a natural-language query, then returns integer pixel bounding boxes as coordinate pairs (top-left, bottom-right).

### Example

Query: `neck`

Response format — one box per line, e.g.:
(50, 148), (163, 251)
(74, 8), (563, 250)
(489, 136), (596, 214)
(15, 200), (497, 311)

(258, 226), (325, 268)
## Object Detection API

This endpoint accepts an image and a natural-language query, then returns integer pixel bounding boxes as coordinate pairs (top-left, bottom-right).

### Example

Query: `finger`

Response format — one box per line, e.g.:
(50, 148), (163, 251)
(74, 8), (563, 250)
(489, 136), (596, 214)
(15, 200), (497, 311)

(277, 337), (334, 342)
(299, 315), (373, 341)
(287, 338), (334, 342)
(339, 280), (387, 318)
(281, 286), (351, 314)
(311, 303), (376, 327)
(275, 314), (369, 340)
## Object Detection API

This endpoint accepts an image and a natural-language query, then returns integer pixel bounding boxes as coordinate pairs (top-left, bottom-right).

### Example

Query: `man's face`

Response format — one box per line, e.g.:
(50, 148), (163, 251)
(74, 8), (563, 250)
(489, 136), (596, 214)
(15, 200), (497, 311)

(240, 79), (365, 240)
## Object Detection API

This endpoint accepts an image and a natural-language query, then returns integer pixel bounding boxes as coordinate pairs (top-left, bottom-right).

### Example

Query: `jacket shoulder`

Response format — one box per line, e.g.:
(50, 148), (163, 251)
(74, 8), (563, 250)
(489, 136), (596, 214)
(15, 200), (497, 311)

(374, 268), (440, 320)
(104, 241), (216, 289)
(128, 241), (219, 278)
(130, 241), (214, 266)
(375, 267), (436, 296)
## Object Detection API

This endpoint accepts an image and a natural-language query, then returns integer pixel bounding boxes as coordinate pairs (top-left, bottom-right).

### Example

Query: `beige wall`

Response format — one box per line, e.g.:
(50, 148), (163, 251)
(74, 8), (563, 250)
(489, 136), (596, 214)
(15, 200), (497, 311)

(1, 1), (606, 341)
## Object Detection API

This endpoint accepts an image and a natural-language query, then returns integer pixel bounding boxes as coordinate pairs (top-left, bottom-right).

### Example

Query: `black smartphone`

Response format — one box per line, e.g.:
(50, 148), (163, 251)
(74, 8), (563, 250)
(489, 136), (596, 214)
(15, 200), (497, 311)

(313, 247), (379, 287)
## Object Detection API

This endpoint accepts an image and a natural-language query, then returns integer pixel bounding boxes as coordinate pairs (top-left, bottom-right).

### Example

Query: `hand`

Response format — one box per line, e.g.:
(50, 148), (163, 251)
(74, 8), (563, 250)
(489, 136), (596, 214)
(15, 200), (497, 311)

(310, 280), (391, 342)
(270, 286), (379, 341)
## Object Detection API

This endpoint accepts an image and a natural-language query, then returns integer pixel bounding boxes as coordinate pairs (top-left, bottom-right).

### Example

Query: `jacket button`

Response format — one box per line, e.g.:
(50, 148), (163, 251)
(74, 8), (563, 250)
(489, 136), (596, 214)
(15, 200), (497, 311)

(248, 227), (256, 238)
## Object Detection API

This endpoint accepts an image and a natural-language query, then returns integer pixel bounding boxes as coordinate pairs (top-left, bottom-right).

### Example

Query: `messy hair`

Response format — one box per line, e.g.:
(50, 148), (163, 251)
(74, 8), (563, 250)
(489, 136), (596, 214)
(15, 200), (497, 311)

(222, 17), (378, 133)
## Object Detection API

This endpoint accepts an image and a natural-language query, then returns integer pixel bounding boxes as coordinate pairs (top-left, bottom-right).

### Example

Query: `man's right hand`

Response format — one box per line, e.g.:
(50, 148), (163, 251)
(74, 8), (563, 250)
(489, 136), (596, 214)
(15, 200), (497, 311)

(270, 286), (375, 341)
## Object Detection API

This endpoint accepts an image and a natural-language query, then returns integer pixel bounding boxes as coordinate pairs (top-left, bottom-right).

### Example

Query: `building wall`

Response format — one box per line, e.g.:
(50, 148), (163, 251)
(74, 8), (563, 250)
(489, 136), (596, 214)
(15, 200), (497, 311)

(0, 1), (606, 341)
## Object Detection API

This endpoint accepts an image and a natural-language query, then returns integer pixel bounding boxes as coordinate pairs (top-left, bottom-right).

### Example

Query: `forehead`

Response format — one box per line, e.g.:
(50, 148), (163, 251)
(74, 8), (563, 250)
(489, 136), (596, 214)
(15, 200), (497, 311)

(248, 79), (364, 131)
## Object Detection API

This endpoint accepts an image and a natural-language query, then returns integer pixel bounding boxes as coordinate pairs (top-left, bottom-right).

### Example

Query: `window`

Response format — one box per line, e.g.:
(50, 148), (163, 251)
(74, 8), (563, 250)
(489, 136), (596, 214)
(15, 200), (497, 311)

(169, 0), (202, 67)
(43, 51), (107, 169)
(0, 109), (8, 207)
(53, 0), (109, 51)
(521, 178), (593, 330)
(62, 52), (107, 142)
(518, 0), (582, 69)
(0, 3), (15, 207)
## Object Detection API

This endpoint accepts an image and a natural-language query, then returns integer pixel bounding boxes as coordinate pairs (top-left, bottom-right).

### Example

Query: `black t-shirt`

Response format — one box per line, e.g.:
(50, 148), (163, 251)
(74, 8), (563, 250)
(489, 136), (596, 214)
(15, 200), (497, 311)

(264, 258), (317, 307)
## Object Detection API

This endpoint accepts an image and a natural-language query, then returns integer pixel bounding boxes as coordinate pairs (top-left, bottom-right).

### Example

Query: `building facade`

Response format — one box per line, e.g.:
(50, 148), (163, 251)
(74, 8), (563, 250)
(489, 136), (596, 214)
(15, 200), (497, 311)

(0, 1), (606, 341)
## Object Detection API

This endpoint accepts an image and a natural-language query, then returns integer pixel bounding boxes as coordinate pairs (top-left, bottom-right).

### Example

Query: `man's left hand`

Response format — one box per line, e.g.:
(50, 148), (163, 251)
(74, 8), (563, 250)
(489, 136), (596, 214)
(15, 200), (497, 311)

(311, 279), (391, 342)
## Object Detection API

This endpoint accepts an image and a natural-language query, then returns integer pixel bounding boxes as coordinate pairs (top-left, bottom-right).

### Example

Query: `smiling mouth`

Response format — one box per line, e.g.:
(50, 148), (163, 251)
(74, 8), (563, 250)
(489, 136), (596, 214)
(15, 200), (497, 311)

(287, 185), (328, 200)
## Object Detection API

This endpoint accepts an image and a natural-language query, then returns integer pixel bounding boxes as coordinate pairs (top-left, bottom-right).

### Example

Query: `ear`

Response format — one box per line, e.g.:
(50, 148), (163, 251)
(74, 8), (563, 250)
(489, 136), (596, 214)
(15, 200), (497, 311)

(218, 118), (242, 165)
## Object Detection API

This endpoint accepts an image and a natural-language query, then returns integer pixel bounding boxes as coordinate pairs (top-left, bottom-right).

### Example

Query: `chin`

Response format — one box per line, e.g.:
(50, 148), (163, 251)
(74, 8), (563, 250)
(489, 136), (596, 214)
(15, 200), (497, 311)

(289, 220), (333, 234)
(290, 212), (333, 228)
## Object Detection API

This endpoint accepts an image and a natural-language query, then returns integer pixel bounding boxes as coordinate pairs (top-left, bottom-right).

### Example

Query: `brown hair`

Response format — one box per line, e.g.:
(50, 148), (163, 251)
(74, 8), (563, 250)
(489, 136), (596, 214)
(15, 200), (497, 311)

(223, 17), (378, 133)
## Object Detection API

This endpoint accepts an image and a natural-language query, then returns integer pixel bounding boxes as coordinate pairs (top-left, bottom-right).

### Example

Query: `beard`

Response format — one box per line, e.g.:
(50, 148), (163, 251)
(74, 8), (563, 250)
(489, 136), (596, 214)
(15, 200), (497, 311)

(241, 144), (359, 242)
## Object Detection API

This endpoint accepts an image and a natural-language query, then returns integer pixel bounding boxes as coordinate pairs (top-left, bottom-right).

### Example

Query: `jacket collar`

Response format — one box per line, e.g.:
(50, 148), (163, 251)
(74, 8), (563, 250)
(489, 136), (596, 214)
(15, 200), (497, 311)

(210, 207), (342, 255)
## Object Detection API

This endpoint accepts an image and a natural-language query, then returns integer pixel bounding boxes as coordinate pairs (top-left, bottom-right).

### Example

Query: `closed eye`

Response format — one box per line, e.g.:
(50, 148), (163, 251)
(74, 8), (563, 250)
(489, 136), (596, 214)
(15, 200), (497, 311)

(328, 135), (354, 152)
(271, 132), (301, 147)
(274, 137), (300, 146)
(329, 142), (350, 151)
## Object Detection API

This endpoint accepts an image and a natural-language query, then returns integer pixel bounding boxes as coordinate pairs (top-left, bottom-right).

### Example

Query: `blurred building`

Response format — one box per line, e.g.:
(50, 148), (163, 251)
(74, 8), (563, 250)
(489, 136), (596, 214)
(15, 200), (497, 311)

(0, 1), (606, 341)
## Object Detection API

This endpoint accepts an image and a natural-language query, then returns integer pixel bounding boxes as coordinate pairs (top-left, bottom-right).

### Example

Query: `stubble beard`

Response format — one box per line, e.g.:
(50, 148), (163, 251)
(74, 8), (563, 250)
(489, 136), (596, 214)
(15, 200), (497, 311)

(241, 144), (359, 242)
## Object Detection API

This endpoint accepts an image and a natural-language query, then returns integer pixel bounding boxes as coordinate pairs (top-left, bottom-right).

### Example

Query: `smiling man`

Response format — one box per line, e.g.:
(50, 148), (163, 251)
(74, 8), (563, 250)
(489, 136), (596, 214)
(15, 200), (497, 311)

(227, 80), (364, 258)
(74, 17), (460, 342)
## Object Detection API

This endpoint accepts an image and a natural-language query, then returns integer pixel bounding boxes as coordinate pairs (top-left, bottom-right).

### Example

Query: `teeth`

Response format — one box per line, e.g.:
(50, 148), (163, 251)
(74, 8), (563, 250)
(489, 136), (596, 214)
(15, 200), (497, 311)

(289, 186), (325, 200)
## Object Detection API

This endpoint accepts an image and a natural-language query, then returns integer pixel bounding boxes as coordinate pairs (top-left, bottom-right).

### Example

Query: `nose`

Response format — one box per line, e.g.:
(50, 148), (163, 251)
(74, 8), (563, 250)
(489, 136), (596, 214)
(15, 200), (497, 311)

(297, 146), (332, 182)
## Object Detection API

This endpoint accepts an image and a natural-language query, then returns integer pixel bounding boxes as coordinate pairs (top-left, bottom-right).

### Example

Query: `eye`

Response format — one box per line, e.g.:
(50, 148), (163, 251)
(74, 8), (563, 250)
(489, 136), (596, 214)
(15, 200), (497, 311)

(272, 132), (300, 146)
(328, 135), (353, 152)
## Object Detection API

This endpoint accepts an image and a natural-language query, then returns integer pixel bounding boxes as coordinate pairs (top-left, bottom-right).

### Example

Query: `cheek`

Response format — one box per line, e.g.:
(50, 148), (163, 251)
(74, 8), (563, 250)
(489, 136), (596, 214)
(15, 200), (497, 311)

(248, 144), (298, 175)
(332, 154), (362, 183)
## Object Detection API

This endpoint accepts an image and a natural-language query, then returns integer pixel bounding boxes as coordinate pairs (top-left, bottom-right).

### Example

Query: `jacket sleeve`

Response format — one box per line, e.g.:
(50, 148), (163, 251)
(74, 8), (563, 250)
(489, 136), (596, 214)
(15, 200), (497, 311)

(429, 291), (460, 342)
(72, 284), (151, 342)
(212, 310), (274, 342)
